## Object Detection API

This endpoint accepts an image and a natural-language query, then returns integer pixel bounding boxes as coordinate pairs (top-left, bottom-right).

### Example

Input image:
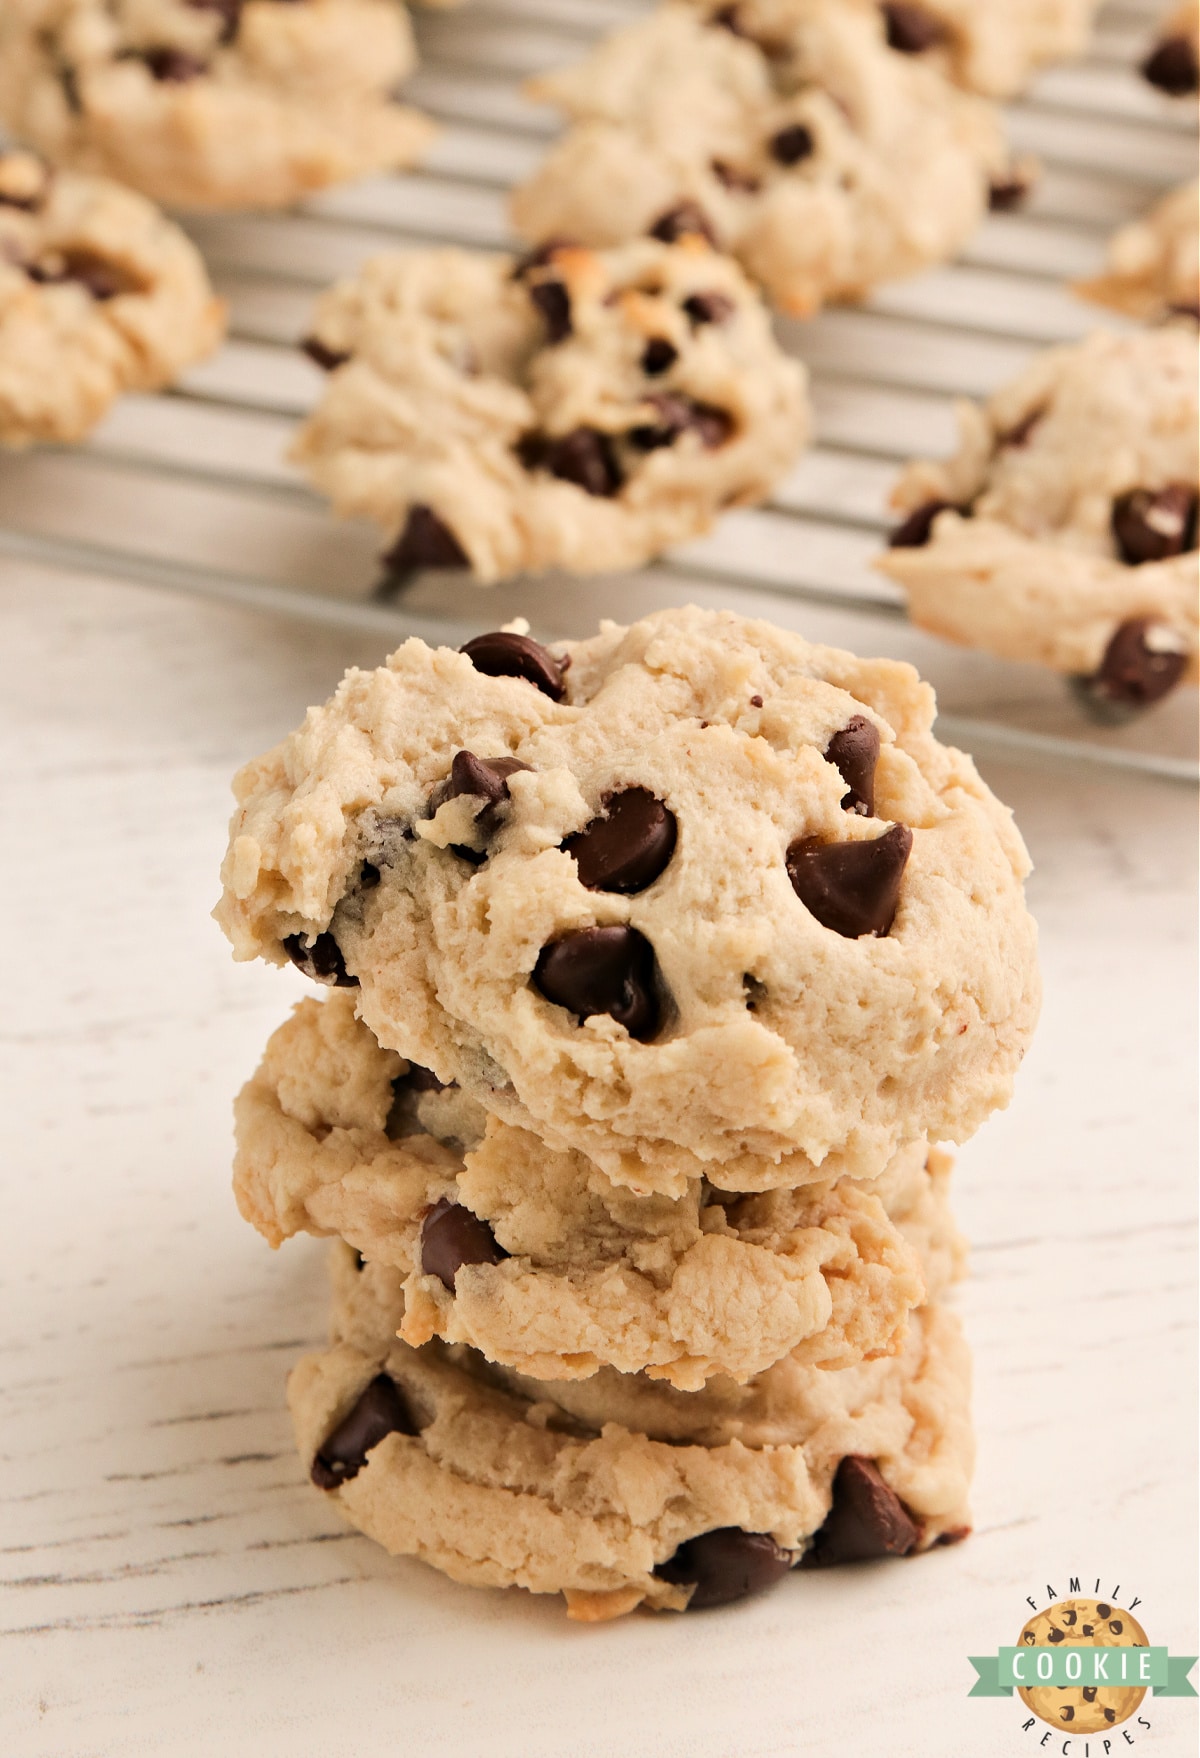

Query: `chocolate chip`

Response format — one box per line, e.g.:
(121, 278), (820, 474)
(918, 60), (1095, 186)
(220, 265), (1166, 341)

(649, 202), (717, 247)
(786, 823), (912, 939)
(282, 931), (359, 987)
(1103, 1709), (1117, 1724)
(438, 750), (532, 809)
(711, 159), (759, 193)
(802, 1456), (921, 1566)
(533, 925), (660, 1039)
(769, 124), (815, 166)
(311, 1375), (416, 1489)
(460, 631), (566, 700)
(510, 238), (576, 280)
(656, 1528), (792, 1610)
(1109, 1619), (1123, 1633)
(1111, 483), (1198, 564)
(1060, 1707), (1074, 1721)
(1048, 1627), (1065, 1643)
(302, 335), (349, 371)
(1062, 1608), (1078, 1625)
(1001, 407), (1042, 447)
(682, 291), (735, 325)
(628, 392), (733, 450)
(1081, 617), (1189, 711)
(824, 716), (880, 817)
(887, 498), (956, 548)
(520, 428), (623, 497)
(641, 337), (678, 375)
(564, 788), (677, 894)
(28, 251), (132, 300)
(1143, 34), (1199, 94)
(382, 505), (469, 578)
(749, 694), (763, 707)
(882, 3), (946, 53)
(530, 278), (571, 342)
(988, 175), (1032, 212)
(142, 48), (208, 81)
(1096, 1604), (1111, 1619)
(420, 1198), (507, 1288)
(1082, 1625), (1094, 1636)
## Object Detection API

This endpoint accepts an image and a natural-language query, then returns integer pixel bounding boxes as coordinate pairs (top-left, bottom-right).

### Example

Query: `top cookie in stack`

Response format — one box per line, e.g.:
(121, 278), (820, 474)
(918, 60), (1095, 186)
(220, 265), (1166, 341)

(218, 605), (1040, 1200)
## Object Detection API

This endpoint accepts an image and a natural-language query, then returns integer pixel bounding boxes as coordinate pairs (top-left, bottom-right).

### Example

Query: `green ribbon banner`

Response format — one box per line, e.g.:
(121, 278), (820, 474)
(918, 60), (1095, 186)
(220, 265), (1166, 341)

(969, 1648), (1198, 1698)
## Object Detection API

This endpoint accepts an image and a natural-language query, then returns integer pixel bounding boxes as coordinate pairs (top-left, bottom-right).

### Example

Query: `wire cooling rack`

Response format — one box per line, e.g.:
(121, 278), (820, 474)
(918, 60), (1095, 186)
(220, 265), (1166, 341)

(0, 0), (1195, 779)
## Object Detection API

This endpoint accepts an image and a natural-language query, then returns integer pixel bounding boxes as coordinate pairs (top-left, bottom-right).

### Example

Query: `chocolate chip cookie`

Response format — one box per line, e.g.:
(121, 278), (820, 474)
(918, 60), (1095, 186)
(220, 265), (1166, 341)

(1016, 1600), (1150, 1734)
(216, 606), (1040, 1199)
(879, 327), (1199, 707)
(0, 0), (434, 210)
(291, 239), (809, 582)
(285, 1241), (974, 1617)
(232, 990), (965, 1387)
(510, 0), (1016, 316)
(0, 149), (224, 445)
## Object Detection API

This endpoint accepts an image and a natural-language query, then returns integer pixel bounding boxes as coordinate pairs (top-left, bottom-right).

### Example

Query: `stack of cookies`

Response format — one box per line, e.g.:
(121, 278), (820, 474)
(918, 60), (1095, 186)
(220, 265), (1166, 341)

(217, 605), (1040, 1618)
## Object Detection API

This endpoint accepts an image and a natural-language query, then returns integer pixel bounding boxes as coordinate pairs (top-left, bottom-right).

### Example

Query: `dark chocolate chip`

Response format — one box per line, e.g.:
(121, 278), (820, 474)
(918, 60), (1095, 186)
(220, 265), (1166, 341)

(359, 861), (381, 889)
(1001, 407), (1042, 448)
(1048, 1627), (1065, 1643)
(438, 749), (532, 809)
(1081, 617), (1189, 711)
(1103, 1709), (1117, 1724)
(887, 498), (956, 548)
(420, 1198), (507, 1289)
(533, 925), (660, 1039)
(1111, 483), (1198, 564)
(382, 505), (470, 577)
(1082, 1688), (1098, 1703)
(311, 1375), (416, 1489)
(1062, 1608), (1078, 1625)
(1060, 1707), (1074, 1722)
(530, 278), (571, 342)
(786, 823), (912, 939)
(510, 238), (577, 280)
(802, 1456), (921, 1566)
(641, 337), (678, 375)
(302, 335), (349, 371)
(682, 290), (735, 325)
(1096, 1604), (1111, 1619)
(649, 201), (717, 247)
(1109, 1619), (1123, 1633)
(564, 788), (677, 894)
(28, 251), (132, 300)
(824, 715), (880, 817)
(656, 1528), (792, 1610)
(769, 124), (815, 166)
(1082, 1625), (1094, 1636)
(882, 3), (947, 53)
(629, 392), (733, 450)
(988, 175), (1032, 212)
(283, 931), (359, 987)
(749, 693), (763, 707)
(1142, 34), (1199, 94)
(142, 48), (208, 81)
(460, 630), (566, 700)
(711, 159), (760, 193)
(521, 427), (623, 497)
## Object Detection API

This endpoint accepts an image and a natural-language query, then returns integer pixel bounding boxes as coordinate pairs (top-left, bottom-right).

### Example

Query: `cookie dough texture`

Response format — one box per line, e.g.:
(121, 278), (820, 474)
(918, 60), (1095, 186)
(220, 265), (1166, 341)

(291, 240), (809, 581)
(233, 991), (967, 1386)
(1016, 1599), (1149, 1733)
(879, 327), (1200, 679)
(1078, 182), (1199, 323)
(509, 0), (1011, 317)
(0, 150), (224, 446)
(881, 0), (1098, 98)
(0, 0), (434, 211)
(287, 1243), (973, 1616)
(217, 607), (1040, 1198)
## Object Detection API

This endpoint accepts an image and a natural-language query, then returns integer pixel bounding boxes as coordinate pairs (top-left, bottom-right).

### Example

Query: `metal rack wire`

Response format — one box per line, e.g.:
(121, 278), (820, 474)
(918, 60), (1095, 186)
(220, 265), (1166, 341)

(1, 0), (1195, 780)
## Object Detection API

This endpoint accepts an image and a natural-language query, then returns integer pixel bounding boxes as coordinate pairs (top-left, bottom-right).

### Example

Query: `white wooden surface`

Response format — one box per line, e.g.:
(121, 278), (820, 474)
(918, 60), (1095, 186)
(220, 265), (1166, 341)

(0, 0), (1196, 776)
(1, 561), (1196, 1757)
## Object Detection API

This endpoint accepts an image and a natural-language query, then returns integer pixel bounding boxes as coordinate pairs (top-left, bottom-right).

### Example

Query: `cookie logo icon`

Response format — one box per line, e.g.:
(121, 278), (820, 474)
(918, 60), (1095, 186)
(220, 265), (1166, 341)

(1015, 1598), (1149, 1733)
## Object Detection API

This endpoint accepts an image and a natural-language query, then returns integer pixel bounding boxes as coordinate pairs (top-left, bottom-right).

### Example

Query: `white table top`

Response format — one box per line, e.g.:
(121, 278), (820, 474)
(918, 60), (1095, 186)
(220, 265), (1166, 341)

(2, 560), (1195, 1757)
